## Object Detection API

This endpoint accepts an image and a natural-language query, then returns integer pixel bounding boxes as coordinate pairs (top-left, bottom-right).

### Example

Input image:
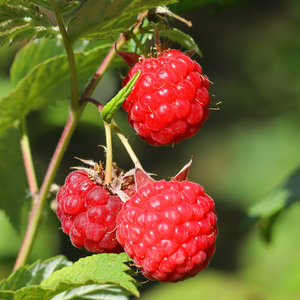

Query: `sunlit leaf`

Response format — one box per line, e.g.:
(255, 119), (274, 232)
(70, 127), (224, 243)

(0, 128), (26, 232)
(0, 253), (138, 300)
(0, 1), (57, 46)
(29, 0), (81, 14)
(10, 38), (98, 88)
(0, 40), (122, 135)
(67, 0), (177, 43)
(50, 284), (131, 300)
(0, 256), (72, 290)
(25, 0), (54, 11)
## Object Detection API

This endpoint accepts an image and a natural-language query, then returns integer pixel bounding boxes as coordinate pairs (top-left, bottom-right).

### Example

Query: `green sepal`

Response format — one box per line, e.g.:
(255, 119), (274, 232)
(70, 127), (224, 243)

(159, 28), (202, 57)
(102, 71), (140, 124)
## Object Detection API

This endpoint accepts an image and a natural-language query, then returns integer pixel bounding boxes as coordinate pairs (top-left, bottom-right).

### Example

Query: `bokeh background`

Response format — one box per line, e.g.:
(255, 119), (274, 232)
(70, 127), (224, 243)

(0, 0), (300, 299)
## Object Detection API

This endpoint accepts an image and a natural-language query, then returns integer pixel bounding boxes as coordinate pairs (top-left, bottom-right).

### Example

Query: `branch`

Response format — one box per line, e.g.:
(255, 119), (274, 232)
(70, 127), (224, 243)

(13, 112), (81, 271)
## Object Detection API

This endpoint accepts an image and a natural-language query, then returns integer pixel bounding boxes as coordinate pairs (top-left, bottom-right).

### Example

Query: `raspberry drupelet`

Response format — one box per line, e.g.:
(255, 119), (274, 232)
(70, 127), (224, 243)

(116, 166), (218, 282)
(122, 49), (211, 146)
(56, 166), (135, 254)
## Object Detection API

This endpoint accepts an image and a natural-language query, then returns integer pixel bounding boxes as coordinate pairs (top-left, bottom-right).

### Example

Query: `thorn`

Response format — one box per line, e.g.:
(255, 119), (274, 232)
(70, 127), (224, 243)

(141, 279), (150, 284)
(97, 145), (107, 153)
(115, 68), (126, 80)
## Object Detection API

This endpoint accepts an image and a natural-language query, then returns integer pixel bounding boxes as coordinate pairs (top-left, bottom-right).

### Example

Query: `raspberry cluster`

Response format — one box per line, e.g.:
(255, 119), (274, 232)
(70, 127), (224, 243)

(56, 169), (134, 253)
(55, 39), (217, 284)
(116, 179), (217, 282)
(122, 49), (210, 146)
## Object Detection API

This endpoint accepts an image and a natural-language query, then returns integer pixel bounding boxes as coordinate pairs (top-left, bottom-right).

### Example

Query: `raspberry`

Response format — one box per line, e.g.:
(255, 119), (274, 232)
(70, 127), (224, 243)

(56, 166), (135, 254)
(116, 178), (217, 282)
(122, 49), (211, 146)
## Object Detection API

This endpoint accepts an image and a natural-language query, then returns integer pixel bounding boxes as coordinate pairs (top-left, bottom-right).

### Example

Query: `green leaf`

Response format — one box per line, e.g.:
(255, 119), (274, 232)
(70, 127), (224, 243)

(29, 0), (81, 14)
(0, 24), (55, 47)
(0, 256), (72, 291)
(22, 0), (54, 11)
(50, 284), (131, 300)
(102, 71), (140, 124)
(0, 253), (138, 300)
(0, 127), (26, 232)
(10, 38), (108, 88)
(78, 15), (137, 42)
(10, 38), (67, 88)
(243, 166), (300, 241)
(58, 1), (81, 15)
(128, 32), (152, 55)
(41, 253), (138, 296)
(0, 40), (122, 134)
(0, 1), (57, 46)
(0, 2), (53, 27)
(67, 0), (177, 43)
(0, 0), (80, 13)
(159, 28), (202, 56)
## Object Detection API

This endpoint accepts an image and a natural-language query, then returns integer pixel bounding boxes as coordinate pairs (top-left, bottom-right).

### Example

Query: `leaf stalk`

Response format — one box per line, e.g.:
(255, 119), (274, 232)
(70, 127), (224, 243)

(81, 27), (141, 100)
(18, 118), (38, 198)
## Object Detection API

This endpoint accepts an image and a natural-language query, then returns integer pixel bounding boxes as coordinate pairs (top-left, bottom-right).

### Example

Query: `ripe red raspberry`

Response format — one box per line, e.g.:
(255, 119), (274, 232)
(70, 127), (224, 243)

(116, 177), (217, 282)
(122, 49), (211, 146)
(56, 166), (135, 254)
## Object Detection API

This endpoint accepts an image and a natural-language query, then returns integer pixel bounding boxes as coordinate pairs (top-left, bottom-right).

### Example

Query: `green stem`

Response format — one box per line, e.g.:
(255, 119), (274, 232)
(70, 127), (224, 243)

(13, 112), (81, 271)
(126, 31), (146, 56)
(81, 26), (142, 100)
(104, 122), (113, 184)
(110, 120), (143, 169)
(80, 34), (126, 100)
(13, 1), (82, 271)
(49, 0), (79, 109)
(80, 98), (143, 169)
(18, 118), (38, 198)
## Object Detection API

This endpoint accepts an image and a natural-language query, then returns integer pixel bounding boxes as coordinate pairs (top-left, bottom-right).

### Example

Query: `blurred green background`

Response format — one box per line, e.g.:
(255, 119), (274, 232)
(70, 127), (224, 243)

(0, 0), (300, 298)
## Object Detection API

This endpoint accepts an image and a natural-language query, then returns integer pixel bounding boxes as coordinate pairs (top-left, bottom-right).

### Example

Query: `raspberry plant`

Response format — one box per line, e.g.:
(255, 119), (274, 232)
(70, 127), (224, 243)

(0, 0), (228, 299)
